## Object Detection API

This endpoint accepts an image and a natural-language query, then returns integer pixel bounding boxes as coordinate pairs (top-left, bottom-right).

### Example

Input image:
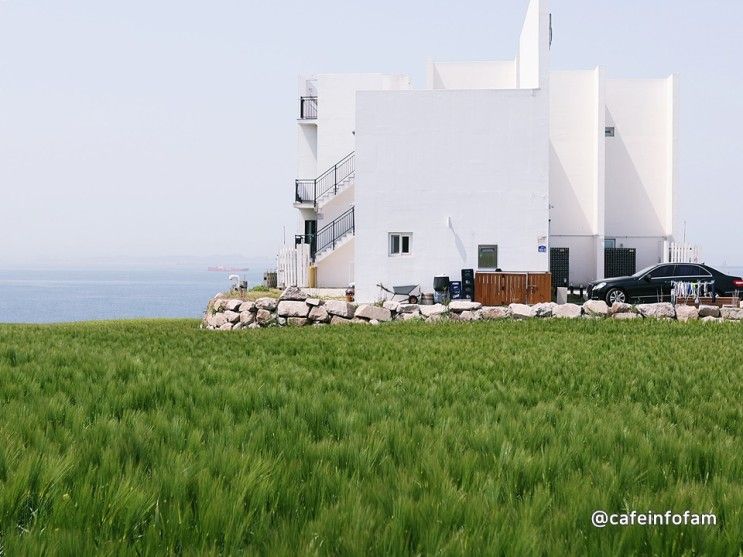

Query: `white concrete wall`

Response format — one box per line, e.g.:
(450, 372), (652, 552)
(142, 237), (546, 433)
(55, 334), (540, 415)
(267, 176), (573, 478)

(605, 77), (675, 238)
(427, 60), (517, 90)
(517, 0), (549, 89)
(315, 74), (410, 172)
(604, 76), (676, 267)
(354, 88), (549, 303)
(316, 237), (354, 287)
(549, 68), (605, 283)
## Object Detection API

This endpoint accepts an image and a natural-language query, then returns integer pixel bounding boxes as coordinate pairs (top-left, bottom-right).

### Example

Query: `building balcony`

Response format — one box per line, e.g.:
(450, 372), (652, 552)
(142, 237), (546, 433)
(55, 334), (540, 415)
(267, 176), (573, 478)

(299, 96), (318, 120)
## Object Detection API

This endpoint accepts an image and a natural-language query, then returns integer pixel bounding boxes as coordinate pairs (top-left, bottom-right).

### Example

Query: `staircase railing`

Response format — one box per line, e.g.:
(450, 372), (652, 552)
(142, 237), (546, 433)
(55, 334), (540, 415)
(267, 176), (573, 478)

(295, 152), (355, 206)
(315, 207), (354, 256)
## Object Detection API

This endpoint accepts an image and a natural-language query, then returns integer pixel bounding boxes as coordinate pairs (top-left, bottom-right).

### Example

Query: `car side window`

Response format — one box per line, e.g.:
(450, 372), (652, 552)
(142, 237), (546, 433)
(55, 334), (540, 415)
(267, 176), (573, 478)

(675, 264), (711, 277)
(649, 265), (676, 278)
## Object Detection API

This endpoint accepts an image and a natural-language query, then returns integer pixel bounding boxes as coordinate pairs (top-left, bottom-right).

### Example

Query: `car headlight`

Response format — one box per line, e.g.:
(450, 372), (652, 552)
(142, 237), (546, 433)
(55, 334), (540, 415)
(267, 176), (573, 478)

(594, 282), (607, 290)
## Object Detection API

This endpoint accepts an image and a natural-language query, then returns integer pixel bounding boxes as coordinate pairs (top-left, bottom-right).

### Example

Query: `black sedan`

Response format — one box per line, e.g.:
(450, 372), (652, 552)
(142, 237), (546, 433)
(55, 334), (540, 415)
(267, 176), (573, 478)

(588, 263), (743, 304)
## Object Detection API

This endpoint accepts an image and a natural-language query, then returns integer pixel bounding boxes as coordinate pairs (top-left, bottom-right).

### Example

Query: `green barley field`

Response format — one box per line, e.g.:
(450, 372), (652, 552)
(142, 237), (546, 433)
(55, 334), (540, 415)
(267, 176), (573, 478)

(1, 319), (742, 556)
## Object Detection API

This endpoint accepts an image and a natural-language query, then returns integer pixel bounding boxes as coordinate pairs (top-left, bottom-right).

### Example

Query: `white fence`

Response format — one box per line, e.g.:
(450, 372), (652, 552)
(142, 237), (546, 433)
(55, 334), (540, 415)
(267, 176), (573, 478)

(277, 244), (310, 288)
(666, 242), (702, 264)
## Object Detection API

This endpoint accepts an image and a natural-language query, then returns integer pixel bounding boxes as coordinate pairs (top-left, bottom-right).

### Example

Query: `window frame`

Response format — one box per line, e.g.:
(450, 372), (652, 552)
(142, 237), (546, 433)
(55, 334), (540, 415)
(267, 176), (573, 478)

(388, 232), (412, 256)
(478, 244), (499, 270)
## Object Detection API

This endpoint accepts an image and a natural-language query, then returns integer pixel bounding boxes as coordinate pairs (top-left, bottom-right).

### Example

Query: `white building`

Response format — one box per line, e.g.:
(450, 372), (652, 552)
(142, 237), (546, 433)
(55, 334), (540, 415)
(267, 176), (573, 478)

(290, 0), (677, 303)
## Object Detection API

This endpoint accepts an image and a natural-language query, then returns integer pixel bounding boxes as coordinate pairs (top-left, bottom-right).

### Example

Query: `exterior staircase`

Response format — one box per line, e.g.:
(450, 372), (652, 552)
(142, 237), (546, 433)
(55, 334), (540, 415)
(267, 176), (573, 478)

(296, 206), (355, 262)
(295, 152), (355, 208)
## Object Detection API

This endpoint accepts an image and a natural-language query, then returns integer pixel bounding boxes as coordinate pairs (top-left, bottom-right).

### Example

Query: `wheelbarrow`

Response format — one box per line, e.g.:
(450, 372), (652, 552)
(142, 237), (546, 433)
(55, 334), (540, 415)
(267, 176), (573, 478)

(377, 283), (421, 304)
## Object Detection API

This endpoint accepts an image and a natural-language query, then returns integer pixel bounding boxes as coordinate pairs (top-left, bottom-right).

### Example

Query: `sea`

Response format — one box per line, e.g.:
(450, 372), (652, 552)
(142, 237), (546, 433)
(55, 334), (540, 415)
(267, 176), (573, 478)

(0, 267), (265, 324)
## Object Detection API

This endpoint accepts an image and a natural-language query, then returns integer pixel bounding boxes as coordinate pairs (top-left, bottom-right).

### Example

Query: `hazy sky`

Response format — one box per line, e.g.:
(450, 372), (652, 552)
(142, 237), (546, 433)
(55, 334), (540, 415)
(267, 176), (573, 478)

(1, 0), (742, 267)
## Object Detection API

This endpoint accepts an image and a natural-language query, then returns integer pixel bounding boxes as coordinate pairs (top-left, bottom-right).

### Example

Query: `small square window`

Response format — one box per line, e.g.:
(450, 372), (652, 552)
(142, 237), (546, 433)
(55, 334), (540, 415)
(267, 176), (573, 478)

(604, 238), (616, 249)
(478, 245), (498, 269)
(389, 233), (412, 256)
(605, 126), (615, 137)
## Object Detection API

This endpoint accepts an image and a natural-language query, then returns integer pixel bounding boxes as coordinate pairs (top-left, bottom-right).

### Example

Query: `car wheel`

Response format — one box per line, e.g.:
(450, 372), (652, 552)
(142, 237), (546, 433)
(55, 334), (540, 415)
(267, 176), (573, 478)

(605, 288), (626, 305)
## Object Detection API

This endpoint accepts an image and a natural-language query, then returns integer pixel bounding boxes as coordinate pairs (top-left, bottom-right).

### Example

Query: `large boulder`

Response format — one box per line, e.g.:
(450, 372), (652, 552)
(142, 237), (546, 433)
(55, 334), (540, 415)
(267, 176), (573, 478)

(481, 306), (511, 320)
(721, 307), (743, 321)
(675, 305), (699, 322)
(533, 302), (557, 318)
(355, 304), (392, 322)
(211, 299), (226, 312)
(223, 310), (241, 323)
(613, 312), (640, 320)
(383, 300), (400, 313)
(509, 304), (536, 319)
(451, 310), (481, 321)
(255, 309), (275, 325)
(218, 322), (233, 331)
(448, 300), (482, 312)
(277, 300), (310, 318)
(608, 302), (634, 315)
(698, 305), (721, 318)
(239, 311), (255, 325)
(553, 303), (582, 319)
(397, 307), (421, 318)
(419, 304), (447, 318)
(308, 305), (329, 323)
(306, 298), (321, 307)
(206, 313), (227, 328)
(637, 303), (675, 319)
(399, 312), (423, 321)
(239, 300), (256, 313)
(324, 300), (356, 319)
(330, 316), (353, 325)
(286, 317), (308, 326)
(279, 286), (308, 301)
(255, 297), (278, 311)
(583, 300), (609, 317)
(224, 299), (242, 312)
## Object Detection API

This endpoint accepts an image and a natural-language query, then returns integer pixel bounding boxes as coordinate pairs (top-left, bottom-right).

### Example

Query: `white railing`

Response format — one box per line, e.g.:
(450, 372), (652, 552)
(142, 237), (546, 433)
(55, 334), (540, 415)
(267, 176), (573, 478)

(277, 243), (310, 288)
(666, 242), (702, 264)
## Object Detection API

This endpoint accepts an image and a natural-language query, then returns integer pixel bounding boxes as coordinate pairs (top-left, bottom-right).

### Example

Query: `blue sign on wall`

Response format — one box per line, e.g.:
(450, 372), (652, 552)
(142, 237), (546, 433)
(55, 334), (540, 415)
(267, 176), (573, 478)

(538, 245), (547, 253)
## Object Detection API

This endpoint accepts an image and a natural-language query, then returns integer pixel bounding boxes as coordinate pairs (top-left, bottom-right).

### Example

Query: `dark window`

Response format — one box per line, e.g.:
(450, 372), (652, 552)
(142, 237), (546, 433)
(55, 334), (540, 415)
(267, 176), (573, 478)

(478, 245), (498, 269)
(389, 233), (411, 256)
(675, 264), (710, 277)
(605, 126), (615, 137)
(648, 265), (676, 278)
(390, 234), (400, 255)
(604, 238), (616, 249)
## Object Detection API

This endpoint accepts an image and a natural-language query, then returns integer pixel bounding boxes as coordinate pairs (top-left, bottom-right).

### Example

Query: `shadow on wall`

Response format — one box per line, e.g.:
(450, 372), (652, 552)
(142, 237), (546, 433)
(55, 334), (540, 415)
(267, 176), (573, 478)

(605, 109), (666, 237)
(548, 142), (594, 235)
(449, 225), (468, 264)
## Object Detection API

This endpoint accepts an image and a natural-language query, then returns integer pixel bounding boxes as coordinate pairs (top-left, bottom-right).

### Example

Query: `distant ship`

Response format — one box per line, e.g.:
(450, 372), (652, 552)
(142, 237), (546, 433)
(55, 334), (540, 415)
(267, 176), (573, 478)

(207, 266), (249, 272)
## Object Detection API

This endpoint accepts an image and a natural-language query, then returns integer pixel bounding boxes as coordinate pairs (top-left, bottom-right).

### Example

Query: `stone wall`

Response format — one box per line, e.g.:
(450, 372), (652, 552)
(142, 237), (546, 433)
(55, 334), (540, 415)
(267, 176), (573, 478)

(202, 287), (743, 330)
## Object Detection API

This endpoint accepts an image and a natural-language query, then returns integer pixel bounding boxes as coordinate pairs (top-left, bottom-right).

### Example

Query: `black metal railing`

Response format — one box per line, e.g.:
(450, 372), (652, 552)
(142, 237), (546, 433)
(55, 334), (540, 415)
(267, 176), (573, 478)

(295, 152), (355, 205)
(299, 96), (318, 119)
(315, 207), (354, 256)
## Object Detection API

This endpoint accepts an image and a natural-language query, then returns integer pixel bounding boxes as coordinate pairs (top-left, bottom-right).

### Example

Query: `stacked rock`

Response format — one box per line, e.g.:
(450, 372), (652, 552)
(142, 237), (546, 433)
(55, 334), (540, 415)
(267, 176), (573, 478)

(202, 288), (743, 330)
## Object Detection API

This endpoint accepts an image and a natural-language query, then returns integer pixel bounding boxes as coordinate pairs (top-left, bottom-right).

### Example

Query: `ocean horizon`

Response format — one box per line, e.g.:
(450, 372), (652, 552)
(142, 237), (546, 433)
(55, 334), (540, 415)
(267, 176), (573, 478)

(0, 267), (266, 324)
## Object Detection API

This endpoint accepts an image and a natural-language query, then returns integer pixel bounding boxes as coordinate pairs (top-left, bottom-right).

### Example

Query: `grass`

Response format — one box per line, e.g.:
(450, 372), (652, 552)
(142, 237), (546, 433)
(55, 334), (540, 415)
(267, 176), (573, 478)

(0, 319), (742, 555)
(214, 287), (283, 302)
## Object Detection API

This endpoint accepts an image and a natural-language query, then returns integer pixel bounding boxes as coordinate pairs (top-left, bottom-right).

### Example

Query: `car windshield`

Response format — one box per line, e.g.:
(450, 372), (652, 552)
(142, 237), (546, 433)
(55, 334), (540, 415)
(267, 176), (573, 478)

(632, 265), (657, 278)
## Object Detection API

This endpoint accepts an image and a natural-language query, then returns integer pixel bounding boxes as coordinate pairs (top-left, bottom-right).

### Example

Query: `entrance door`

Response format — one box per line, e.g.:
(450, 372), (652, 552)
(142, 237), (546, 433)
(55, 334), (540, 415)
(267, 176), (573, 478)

(304, 219), (317, 258)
